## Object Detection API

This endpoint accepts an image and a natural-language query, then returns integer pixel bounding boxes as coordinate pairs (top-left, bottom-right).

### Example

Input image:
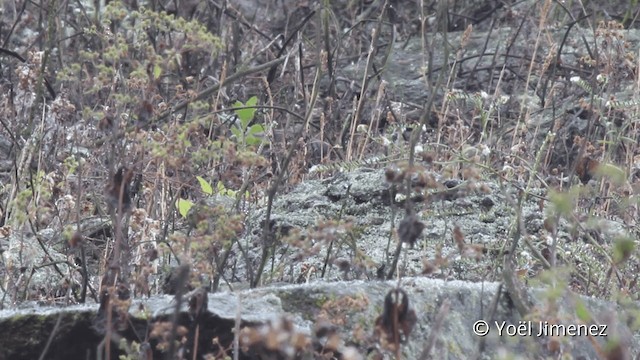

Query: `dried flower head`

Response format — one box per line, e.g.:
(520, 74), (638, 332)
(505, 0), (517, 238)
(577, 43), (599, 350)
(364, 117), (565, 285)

(397, 214), (425, 248)
(385, 164), (405, 183)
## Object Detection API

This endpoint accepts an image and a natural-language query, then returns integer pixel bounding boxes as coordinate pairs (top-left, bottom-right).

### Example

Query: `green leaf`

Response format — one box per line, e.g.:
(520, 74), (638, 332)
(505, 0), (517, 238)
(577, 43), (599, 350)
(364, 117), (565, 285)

(217, 181), (228, 195)
(595, 162), (626, 185)
(234, 97), (258, 127)
(246, 136), (263, 146)
(246, 96), (258, 107)
(613, 236), (635, 264)
(196, 176), (213, 195)
(153, 63), (162, 80)
(247, 123), (264, 136)
(574, 299), (592, 322)
(217, 181), (236, 197)
(548, 188), (578, 217)
(230, 126), (242, 139)
(176, 198), (193, 218)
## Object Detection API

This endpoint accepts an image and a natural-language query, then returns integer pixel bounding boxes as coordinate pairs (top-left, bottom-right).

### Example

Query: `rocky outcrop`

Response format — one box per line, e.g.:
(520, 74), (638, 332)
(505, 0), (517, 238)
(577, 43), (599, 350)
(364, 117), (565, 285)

(0, 277), (637, 359)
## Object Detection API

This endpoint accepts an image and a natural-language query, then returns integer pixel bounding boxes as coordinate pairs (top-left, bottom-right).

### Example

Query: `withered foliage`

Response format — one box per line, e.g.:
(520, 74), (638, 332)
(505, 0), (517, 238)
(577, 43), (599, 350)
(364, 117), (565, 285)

(105, 166), (134, 214)
(397, 214), (425, 248)
(239, 317), (311, 358)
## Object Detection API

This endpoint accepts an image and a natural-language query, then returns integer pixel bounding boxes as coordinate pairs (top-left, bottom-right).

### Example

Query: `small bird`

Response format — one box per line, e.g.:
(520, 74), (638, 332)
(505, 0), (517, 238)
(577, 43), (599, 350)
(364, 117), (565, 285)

(480, 196), (494, 212)
(374, 288), (417, 351)
(134, 100), (154, 130)
(576, 156), (599, 184)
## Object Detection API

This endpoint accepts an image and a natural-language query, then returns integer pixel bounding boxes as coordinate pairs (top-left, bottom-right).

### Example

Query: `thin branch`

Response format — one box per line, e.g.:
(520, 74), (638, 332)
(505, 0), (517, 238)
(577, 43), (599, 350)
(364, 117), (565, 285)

(153, 57), (287, 124)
